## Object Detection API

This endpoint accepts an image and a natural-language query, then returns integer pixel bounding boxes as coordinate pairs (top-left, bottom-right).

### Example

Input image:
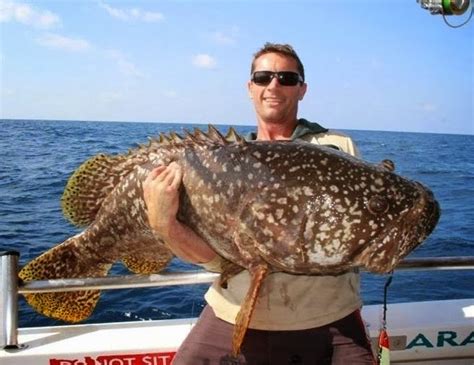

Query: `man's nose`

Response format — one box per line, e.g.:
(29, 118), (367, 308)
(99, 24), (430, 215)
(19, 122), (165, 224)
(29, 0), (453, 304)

(266, 75), (280, 89)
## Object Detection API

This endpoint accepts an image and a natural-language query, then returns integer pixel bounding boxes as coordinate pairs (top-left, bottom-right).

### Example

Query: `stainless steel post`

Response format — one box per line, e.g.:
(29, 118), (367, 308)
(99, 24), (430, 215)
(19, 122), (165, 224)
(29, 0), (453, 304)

(1, 251), (20, 349)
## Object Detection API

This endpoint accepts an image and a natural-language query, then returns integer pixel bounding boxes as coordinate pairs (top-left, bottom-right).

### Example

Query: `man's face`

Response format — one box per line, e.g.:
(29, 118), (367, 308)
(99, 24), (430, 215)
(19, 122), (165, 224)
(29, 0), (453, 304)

(248, 52), (307, 125)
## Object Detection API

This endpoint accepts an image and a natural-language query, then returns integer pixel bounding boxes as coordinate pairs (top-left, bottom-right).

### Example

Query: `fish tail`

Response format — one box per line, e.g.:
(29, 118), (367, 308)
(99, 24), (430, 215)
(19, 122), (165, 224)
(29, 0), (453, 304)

(19, 235), (112, 323)
(61, 153), (129, 227)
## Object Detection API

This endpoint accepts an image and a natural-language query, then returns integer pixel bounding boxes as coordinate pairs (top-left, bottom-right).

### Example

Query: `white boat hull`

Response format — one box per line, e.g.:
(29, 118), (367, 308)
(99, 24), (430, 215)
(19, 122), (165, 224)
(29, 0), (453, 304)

(1, 299), (473, 364)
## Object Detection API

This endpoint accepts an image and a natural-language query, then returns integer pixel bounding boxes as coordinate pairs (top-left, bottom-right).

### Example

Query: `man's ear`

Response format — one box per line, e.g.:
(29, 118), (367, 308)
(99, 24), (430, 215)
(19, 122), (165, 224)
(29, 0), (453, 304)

(299, 82), (307, 101)
(247, 80), (253, 99)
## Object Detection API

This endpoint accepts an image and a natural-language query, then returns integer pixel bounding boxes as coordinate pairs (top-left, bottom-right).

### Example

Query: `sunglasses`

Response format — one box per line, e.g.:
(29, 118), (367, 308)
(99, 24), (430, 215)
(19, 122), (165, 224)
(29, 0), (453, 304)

(251, 71), (304, 86)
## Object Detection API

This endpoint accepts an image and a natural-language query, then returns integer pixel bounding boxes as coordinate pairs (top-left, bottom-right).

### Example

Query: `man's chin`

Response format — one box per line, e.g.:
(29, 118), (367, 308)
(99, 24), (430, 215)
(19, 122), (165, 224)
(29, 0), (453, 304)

(261, 109), (284, 119)
(261, 116), (293, 125)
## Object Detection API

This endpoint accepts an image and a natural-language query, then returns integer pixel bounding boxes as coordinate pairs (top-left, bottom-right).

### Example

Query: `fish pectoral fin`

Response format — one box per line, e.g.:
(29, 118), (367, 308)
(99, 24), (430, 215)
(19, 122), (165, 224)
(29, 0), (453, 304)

(232, 264), (268, 356)
(120, 235), (174, 274)
(19, 235), (113, 323)
(122, 250), (173, 274)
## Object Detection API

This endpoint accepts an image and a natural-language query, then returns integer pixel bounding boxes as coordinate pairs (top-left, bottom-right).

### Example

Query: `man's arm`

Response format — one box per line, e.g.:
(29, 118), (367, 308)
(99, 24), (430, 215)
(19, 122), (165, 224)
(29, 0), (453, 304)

(143, 162), (217, 264)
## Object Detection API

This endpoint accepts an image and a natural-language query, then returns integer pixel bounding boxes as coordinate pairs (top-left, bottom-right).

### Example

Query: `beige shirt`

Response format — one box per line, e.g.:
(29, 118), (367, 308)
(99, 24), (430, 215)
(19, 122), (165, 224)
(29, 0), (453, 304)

(201, 130), (363, 330)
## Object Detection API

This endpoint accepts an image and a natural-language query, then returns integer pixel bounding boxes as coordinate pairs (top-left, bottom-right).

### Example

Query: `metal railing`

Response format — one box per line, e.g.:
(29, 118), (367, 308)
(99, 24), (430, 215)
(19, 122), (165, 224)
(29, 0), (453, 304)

(1, 251), (474, 350)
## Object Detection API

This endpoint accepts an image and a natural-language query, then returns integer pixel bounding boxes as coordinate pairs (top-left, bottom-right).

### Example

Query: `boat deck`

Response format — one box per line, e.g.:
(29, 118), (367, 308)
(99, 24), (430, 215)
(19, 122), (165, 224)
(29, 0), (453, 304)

(2, 299), (473, 365)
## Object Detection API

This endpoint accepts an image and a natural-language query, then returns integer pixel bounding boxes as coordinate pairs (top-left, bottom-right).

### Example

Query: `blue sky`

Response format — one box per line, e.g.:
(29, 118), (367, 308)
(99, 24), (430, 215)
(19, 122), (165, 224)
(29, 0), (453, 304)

(1, 0), (472, 134)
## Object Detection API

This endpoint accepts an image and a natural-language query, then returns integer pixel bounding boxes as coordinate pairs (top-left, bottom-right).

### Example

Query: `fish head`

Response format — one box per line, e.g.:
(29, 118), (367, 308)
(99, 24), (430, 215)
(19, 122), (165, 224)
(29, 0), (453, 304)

(353, 173), (440, 272)
(248, 145), (441, 275)
(301, 156), (441, 273)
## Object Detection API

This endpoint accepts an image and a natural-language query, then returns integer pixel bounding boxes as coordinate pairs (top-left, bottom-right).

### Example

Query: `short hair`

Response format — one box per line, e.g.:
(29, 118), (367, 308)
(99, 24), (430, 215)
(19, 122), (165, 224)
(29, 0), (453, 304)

(250, 43), (305, 82)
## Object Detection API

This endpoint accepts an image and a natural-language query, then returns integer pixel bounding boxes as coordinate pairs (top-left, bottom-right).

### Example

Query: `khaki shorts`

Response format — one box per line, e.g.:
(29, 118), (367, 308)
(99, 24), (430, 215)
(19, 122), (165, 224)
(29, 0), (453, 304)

(172, 305), (375, 365)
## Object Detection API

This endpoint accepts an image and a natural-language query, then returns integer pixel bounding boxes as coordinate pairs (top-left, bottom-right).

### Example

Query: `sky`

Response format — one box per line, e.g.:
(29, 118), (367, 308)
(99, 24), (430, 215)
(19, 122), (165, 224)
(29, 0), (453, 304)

(0, 0), (473, 134)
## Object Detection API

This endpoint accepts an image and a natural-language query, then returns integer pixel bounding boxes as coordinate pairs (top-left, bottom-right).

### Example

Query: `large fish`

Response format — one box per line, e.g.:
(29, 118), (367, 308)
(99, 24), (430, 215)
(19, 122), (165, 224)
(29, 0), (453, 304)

(19, 126), (440, 356)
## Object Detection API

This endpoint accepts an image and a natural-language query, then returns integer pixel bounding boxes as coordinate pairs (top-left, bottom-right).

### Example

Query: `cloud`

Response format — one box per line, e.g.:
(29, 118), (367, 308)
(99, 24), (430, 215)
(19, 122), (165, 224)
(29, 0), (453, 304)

(210, 26), (239, 45)
(106, 49), (144, 77)
(36, 33), (91, 52)
(99, 2), (164, 22)
(0, 0), (60, 28)
(192, 54), (217, 69)
(212, 32), (234, 45)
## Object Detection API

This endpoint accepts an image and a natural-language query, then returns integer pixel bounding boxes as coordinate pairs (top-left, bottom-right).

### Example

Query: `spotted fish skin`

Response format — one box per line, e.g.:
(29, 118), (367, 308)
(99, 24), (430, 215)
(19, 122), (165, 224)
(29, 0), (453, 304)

(19, 164), (174, 322)
(178, 139), (439, 275)
(19, 126), (440, 354)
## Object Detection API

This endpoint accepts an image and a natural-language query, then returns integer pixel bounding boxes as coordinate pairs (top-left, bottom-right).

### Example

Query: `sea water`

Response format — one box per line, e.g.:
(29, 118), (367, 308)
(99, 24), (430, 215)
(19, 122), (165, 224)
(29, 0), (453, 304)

(0, 119), (472, 327)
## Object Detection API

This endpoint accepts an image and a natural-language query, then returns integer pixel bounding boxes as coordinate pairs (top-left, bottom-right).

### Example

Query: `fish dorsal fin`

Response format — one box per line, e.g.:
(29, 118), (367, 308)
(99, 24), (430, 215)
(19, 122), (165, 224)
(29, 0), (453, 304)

(167, 125), (246, 148)
(183, 128), (207, 147)
(61, 153), (131, 226)
(156, 131), (183, 146)
(207, 124), (228, 145)
(144, 137), (164, 152)
(193, 127), (210, 142)
(225, 127), (246, 145)
(169, 132), (183, 145)
(159, 133), (171, 144)
(133, 140), (152, 155)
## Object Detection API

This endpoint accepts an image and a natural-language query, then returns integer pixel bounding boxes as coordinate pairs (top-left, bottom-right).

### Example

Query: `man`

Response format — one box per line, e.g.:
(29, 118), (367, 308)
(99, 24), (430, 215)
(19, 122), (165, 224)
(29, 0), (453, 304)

(143, 43), (375, 365)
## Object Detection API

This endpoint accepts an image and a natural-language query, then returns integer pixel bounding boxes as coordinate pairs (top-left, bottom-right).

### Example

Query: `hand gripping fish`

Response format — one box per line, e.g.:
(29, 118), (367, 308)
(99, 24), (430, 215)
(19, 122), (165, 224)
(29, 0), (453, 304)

(19, 126), (440, 356)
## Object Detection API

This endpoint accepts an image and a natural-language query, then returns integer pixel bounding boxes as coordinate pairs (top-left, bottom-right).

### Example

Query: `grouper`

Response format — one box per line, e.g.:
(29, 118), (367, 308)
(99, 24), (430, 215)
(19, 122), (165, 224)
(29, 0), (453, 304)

(19, 126), (440, 356)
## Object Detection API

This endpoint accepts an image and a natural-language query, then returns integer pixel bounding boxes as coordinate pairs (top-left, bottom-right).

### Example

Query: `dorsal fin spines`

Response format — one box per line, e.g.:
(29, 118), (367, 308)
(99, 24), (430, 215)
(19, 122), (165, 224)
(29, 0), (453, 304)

(169, 132), (183, 145)
(183, 128), (193, 139)
(193, 128), (208, 142)
(159, 133), (171, 144)
(207, 124), (228, 145)
(134, 143), (146, 154)
(183, 128), (205, 146)
(225, 127), (246, 145)
(147, 137), (161, 150)
(141, 141), (151, 152)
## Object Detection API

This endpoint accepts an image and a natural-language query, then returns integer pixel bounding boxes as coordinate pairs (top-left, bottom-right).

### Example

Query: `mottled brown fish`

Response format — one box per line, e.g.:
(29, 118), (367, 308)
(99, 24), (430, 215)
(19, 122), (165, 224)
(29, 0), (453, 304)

(19, 126), (440, 356)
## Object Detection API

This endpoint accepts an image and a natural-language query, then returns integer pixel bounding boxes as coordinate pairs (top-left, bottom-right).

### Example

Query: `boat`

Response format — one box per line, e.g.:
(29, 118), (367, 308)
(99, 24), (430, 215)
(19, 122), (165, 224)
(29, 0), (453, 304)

(1, 252), (473, 364)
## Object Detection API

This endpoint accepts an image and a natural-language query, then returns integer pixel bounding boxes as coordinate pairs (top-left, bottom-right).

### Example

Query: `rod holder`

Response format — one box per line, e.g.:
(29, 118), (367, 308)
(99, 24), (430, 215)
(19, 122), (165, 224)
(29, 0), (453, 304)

(1, 251), (20, 349)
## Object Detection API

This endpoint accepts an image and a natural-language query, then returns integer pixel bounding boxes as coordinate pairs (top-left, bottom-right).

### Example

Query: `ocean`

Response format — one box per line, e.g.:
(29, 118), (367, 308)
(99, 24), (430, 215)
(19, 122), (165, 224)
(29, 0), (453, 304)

(0, 119), (473, 328)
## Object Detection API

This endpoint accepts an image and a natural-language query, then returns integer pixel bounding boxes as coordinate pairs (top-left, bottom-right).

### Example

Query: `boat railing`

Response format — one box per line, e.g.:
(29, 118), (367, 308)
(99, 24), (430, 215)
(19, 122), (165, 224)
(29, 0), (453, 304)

(1, 251), (474, 350)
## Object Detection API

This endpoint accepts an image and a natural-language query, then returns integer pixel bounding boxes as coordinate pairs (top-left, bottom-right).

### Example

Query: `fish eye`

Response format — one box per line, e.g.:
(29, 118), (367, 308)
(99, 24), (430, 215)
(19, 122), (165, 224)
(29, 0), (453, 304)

(368, 196), (389, 214)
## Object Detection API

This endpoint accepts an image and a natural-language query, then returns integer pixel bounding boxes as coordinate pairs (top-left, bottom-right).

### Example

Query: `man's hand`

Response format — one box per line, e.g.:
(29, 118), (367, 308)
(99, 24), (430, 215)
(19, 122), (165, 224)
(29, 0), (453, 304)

(143, 162), (182, 240)
(143, 162), (217, 264)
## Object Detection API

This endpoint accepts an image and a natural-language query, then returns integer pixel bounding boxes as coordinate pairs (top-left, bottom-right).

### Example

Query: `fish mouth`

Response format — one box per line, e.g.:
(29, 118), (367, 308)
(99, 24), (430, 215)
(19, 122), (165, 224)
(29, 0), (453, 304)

(359, 182), (440, 273)
(387, 182), (440, 268)
(412, 182), (441, 236)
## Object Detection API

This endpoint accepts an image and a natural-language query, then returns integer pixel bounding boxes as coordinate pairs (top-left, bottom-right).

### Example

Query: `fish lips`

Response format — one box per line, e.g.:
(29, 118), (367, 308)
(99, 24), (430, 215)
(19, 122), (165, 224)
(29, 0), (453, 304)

(363, 182), (441, 273)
